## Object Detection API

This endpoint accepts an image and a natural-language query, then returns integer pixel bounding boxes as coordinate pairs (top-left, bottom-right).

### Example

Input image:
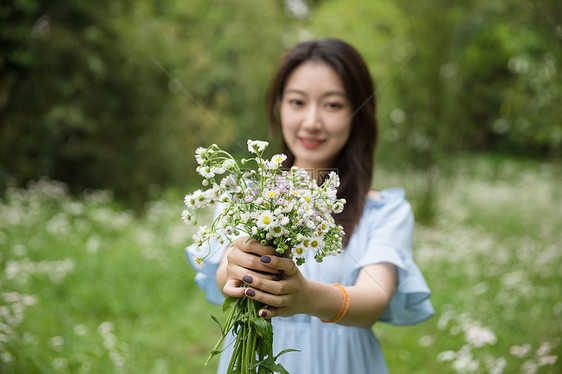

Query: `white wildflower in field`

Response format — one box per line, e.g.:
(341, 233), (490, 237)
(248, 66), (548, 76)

(98, 321), (114, 335)
(510, 344), (531, 358)
(484, 355), (507, 374)
(48, 336), (64, 352)
(419, 335), (434, 347)
(1, 352), (13, 363)
(464, 325), (497, 348)
(535, 341), (553, 357)
(452, 345), (479, 372)
(437, 350), (456, 361)
(74, 324), (88, 336)
(538, 355), (558, 366)
(52, 357), (68, 370)
(521, 359), (538, 374)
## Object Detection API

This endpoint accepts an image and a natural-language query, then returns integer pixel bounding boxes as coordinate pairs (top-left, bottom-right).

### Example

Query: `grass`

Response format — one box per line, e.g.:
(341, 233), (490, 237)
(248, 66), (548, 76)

(1, 154), (560, 373)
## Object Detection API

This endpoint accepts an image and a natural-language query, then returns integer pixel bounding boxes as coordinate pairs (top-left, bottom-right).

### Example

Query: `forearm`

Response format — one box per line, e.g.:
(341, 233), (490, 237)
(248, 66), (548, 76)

(307, 263), (397, 328)
(308, 281), (393, 328)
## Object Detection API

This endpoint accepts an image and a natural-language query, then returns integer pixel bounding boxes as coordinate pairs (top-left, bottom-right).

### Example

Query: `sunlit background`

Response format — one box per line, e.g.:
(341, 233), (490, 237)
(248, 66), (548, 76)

(1, 0), (561, 373)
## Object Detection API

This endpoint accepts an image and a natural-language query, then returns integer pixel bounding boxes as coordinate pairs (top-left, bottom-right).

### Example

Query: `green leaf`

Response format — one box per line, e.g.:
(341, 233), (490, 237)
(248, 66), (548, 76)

(250, 318), (273, 347)
(205, 348), (224, 366)
(257, 366), (273, 374)
(274, 349), (300, 360)
(222, 295), (237, 312)
(251, 358), (290, 374)
(210, 314), (224, 335)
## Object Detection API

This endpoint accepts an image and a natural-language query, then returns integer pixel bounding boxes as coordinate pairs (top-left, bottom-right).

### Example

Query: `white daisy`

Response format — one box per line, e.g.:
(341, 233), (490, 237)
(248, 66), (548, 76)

(247, 139), (269, 154)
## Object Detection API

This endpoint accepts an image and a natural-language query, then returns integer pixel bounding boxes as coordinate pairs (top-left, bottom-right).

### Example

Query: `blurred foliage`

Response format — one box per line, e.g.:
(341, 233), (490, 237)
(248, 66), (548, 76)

(306, 0), (562, 167)
(1, 0), (560, 206)
(0, 0), (289, 207)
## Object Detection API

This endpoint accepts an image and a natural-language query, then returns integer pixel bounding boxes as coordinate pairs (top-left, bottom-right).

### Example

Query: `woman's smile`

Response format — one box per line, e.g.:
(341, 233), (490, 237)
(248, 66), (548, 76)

(298, 137), (326, 149)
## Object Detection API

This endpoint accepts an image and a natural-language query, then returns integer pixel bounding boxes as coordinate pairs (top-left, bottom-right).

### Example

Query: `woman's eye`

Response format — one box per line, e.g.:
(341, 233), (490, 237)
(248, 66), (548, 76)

(326, 102), (343, 109)
(289, 99), (304, 106)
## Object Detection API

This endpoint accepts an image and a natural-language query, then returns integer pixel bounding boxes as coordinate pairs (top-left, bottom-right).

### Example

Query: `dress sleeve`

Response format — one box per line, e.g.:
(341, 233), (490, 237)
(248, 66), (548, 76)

(185, 205), (228, 305)
(354, 189), (435, 326)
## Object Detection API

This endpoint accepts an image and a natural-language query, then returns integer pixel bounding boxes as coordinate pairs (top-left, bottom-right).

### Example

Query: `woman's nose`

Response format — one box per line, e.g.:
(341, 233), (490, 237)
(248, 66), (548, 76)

(302, 105), (321, 130)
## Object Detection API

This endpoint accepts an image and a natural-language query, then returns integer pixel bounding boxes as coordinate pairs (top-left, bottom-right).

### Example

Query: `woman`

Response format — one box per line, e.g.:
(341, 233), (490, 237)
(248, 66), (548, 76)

(188, 38), (434, 374)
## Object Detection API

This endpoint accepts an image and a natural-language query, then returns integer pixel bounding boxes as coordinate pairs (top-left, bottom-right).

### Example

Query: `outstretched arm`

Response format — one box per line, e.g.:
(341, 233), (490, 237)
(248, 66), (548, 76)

(216, 236), (398, 329)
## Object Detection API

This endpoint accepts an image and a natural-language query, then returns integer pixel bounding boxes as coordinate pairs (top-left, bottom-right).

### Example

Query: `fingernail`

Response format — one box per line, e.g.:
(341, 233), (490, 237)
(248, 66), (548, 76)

(242, 275), (253, 284)
(272, 276), (280, 282)
(260, 311), (267, 317)
(260, 256), (271, 263)
(245, 289), (255, 297)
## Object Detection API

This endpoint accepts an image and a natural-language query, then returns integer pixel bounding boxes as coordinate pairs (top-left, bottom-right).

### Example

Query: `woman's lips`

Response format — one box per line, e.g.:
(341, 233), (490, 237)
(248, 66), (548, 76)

(299, 138), (325, 149)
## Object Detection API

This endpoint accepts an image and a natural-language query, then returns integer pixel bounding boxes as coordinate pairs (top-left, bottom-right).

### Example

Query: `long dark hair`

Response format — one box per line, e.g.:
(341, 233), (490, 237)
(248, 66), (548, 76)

(266, 38), (377, 244)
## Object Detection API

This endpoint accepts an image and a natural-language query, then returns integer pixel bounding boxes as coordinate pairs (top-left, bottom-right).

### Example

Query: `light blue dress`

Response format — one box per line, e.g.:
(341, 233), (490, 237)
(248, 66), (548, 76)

(187, 188), (434, 374)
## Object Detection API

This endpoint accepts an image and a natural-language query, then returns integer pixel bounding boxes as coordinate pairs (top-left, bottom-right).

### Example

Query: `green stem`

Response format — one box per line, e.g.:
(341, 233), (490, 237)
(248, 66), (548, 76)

(204, 297), (240, 366)
(227, 327), (242, 373)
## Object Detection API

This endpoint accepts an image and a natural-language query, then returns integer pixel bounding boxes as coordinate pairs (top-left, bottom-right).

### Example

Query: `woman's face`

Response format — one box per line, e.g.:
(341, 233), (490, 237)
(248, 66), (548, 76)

(280, 61), (352, 170)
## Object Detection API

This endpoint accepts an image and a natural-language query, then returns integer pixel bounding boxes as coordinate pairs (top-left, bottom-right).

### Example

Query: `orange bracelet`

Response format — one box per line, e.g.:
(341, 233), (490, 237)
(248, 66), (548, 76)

(320, 283), (349, 323)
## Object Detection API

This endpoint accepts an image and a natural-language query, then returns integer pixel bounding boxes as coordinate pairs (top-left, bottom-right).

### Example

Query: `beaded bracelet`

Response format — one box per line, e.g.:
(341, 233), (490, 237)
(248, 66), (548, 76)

(320, 283), (350, 323)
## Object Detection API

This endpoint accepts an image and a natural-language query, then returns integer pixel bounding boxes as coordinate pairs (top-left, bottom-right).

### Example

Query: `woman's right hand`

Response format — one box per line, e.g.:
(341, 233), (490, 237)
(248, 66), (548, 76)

(219, 236), (279, 298)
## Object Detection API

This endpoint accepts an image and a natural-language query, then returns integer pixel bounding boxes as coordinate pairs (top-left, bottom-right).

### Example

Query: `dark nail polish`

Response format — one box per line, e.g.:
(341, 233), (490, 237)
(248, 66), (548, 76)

(245, 289), (255, 297)
(260, 256), (271, 263)
(272, 276), (280, 282)
(242, 275), (253, 284)
(260, 311), (267, 317)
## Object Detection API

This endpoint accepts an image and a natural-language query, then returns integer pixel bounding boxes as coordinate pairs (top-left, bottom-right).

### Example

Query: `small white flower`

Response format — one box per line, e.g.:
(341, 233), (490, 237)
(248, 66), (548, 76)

(255, 211), (274, 230)
(211, 166), (226, 175)
(197, 166), (215, 179)
(333, 201), (344, 214)
(193, 255), (204, 269)
(266, 154), (287, 169)
(327, 171), (340, 187)
(223, 159), (236, 169)
(247, 139), (269, 154)
(195, 147), (206, 165)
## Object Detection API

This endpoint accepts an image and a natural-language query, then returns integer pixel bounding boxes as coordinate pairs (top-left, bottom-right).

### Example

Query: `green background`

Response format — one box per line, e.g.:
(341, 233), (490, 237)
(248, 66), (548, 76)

(1, 0), (561, 373)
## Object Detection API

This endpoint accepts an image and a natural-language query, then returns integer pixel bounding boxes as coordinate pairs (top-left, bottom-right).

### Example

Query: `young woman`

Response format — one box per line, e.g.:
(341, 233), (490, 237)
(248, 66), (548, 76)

(187, 38), (434, 374)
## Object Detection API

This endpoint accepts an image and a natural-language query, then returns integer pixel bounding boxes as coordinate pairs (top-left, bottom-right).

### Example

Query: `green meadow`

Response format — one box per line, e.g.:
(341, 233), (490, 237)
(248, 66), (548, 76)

(1, 155), (560, 374)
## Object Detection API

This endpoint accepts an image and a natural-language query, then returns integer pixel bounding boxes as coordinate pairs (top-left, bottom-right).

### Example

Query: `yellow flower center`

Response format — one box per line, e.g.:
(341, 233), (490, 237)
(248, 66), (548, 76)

(267, 191), (277, 198)
(311, 240), (318, 248)
(305, 196), (311, 203)
(295, 247), (303, 254)
(275, 157), (283, 162)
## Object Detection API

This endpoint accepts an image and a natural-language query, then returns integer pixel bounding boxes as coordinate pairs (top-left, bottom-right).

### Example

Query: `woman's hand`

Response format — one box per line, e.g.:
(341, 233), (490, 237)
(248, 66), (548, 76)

(238, 250), (316, 319)
(217, 236), (315, 318)
(220, 236), (278, 297)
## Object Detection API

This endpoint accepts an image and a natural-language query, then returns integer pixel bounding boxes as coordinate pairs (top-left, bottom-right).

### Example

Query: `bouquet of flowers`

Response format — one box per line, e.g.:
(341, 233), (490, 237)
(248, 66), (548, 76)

(183, 140), (345, 374)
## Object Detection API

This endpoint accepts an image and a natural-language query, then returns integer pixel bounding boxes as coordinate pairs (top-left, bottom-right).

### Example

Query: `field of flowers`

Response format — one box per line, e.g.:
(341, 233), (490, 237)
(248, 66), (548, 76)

(1, 155), (560, 374)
